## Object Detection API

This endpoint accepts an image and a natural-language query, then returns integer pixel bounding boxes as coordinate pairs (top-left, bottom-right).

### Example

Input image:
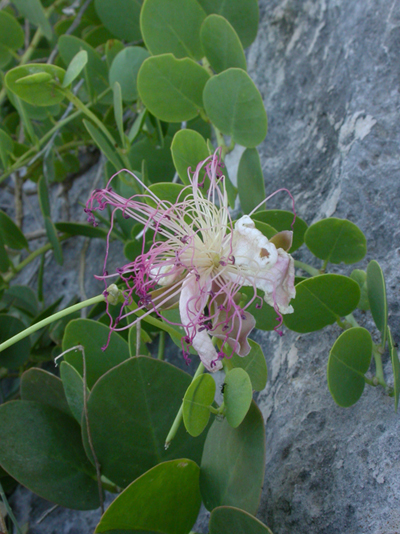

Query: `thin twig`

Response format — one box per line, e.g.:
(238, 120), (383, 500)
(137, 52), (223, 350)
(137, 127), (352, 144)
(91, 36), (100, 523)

(25, 229), (47, 241)
(79, 238), (90, 316)
(0, 503), (8, 534)
(36, 504), (58, 525)
(47, 0), (93, 64)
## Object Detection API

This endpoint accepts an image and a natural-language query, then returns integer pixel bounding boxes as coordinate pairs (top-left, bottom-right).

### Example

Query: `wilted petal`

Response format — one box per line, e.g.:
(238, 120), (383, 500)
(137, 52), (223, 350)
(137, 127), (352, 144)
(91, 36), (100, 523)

(257, 249), (295, 314)
(179, 275), (222, 372)
(213, 309), (256, 357)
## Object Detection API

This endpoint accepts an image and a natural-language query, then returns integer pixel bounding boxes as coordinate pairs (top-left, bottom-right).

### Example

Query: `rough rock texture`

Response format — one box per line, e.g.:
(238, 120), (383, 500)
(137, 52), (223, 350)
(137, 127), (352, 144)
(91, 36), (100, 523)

(5, 0), (400, 533)
(246, 1), (400, 533)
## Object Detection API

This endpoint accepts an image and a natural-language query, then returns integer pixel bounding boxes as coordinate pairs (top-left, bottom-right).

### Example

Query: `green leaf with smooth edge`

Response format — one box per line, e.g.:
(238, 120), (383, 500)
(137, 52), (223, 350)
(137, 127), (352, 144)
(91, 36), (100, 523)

(224, 368), (252, 428)
(210, 506), (274, 534)
(239, 282), (280, 332)
(95, 0), (143, 42)
(2, 285), (38, 317)
(38, 176), (50, 218)
(110, 47), (150, 103)
(0, 130), (14, 170)
(0, 43), (12, 69)
(83, 119), (123, 170)
(95, 459), (201, 534)
(203, 69), (267, 148)
(252, 220), (277, 239)
(55, 222), (108, 239)
(201, 15), (246, 73)
(58, 36), (109, 99)
(237, 148), (265, 213)
(147, 183), (188, 208)
(327, 327), (372, 407)
(60, 361), (87, 424)
(128, 108), (147, 143)
(0, 11), (24, 50)
(251, 210), (308, 252)
(162, 308), (196, 355)
(0, 314), (31, 369)
(388, 326), (400, 412)
(84, 357), (207, 487)
(137, 54), (210, 123)
(0, 234), (10, 272)
(200, 401), (265, 513)
(16, 72), (53, 85)
(183, 373), (216, 437)
(21, 368), (72, 417)
(350, 269), (369, 311)
(305, 218), (367, 265)
(171, 129), (209, 185)
(367, 260), (387, 347)
(105, 39), (125, 69)
(12, 0), (53, 40)
(197, 0), (259, 48)
(5, 64), (66, 107)
(62, 50), (88, 88)
(283, 275), (360, 333)
(140, 0), (206, 60)
(63, 319), (130, 389)
(0, 209), (28, 249)
(113, 82), (125, 147)
(0, 401), (100, 510)
(44, 216), (63, 265)
(230, 339), (267, 392)
(129, 135), (175, 183)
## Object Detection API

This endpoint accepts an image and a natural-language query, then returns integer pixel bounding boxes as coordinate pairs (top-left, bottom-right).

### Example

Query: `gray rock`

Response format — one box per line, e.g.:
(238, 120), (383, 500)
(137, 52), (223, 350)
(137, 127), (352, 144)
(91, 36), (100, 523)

(4, 0), (400, 533)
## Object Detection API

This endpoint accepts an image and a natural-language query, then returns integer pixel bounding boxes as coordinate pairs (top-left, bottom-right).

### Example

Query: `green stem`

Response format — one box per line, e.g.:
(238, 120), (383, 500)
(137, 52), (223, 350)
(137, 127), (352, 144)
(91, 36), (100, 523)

(3, 234), (70, 283)
(157, 331), (165, 360)
(345, 313), (360, 328)
(0, 294), (105, 354)
(0, 479), (23, 534)
(1, 88), (111, 185)
(336, 318), (347, 329)
(294, 260), (320, 277)
(372, 344), (387, 388)
(364, 376), (376, 386)
(321, 259), (329, 273)
(164, 362), (205, 448)
(127, 302), (185, 340)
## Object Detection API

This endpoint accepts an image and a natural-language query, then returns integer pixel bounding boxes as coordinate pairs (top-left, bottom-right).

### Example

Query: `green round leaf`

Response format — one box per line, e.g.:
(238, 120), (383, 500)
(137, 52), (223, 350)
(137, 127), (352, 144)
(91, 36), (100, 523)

(251, 209), (308, 252)
(109, 47), (150, 102)
(388, 326), (400, 413)
(0, 43), (12, 69)
(147, 182), (188, 207)
(140, 0), (206, 60)
(171, 129), (210, 185)
(12, 0), (53, 40)
(200, 401), (265, 513)
(5, 64), (66, 107)
(85, 357), (209, 487)
(197, 0), (259, 48)
(95, 0), (142, 42)
(0, 11), (24, 50)
(183, 373), (216, 437)
(62, 319), (130, 389)
(201, 15), (246, 73)
(230, 339), (268, 392)
(0, 401), (100, 510)
(367, 260), (388, 347)
(283, 275), (361, 333)
(60, 361), (87, 424)
(95, 460), (201, 534)
(128, 134), (175, 182)
(21, 368), (72, 417)
(240, 287), (279, 332)
(210, 506), (274, 534)
(138, 54), (210, 122)
(62, 50), (88, 88)
(327, 327), (372, 407)
(1, 285), (38, 317)
(203, 69), (267, 148)
(0, 314), (31, 369)
(237, 148), (265, 213)
(224, 368), (253, 428)
(305, 218), (367, 264)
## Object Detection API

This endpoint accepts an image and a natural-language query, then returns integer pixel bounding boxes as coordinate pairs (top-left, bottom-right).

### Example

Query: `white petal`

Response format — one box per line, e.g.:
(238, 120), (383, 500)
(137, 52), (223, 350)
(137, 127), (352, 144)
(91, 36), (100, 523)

(179, 275), (222, 372)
